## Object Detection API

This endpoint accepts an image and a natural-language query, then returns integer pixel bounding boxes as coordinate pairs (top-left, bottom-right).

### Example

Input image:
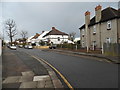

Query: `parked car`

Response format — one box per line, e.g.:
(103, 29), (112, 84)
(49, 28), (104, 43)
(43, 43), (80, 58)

(24, 45), (28, 49)
(18, 45), (23, 48)
(10, 46), (17, 50)
(24, 45), (33, 49)
(28, 45), (33, 49)
(7, 44), (10, 48)
(49, 45), (57, 49)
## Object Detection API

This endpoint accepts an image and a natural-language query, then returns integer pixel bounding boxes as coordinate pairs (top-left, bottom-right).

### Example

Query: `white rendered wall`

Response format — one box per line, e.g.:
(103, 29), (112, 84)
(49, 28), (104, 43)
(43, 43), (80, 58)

(46, 35), (69, 44)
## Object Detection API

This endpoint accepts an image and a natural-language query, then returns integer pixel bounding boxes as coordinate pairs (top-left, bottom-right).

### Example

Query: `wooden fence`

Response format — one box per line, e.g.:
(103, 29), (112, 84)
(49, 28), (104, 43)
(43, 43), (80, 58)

(103, 43), (120, 57)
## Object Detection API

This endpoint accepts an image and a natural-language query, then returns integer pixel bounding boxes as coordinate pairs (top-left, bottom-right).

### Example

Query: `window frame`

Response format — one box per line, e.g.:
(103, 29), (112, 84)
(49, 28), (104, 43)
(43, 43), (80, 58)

(106, 37), (111, 43)
(93, 25), (96, 35)
(107, 21), (111, 30)
(58, 37), (60, 41)
(82, 29), (85, 36)
(82, 41), (85, 47)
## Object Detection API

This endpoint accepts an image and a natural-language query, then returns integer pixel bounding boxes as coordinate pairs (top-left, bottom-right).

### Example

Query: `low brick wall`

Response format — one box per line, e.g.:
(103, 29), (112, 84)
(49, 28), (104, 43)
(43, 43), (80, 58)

(34, 46), (49, 49)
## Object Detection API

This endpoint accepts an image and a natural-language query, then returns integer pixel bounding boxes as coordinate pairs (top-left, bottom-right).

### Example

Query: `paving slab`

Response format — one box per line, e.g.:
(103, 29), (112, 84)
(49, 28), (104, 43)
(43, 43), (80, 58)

(33, 75), (49, 81)
(37, 80), (45, 88)
(19, 81), (37, 88)
(45, 80), (53, 85)
(52, 79), (63, 88)
(45, 84), (54, 88)
(3, 76), (21, 84)
(21, 71), (35, 76)
(19, 75), (33, 82)
(2, 83), (21, 88)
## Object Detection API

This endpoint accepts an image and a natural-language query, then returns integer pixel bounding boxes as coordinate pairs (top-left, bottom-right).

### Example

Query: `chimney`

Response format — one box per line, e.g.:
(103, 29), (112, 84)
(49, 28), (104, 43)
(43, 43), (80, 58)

(85, 11), (90, 25)
(52, 27), (55, 30)
(85, 11), (90, 52)
(95, 5), (102, 22)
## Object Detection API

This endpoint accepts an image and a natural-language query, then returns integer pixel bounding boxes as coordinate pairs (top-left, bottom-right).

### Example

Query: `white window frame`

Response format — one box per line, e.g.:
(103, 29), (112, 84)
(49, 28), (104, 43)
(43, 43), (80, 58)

(107, 21), (111, 30)
(93, 25), (96, 34)
(106, 38), (111, 43)
(58, 37), (60, 41)
(82, 41), (85, 47)
(82, 29), (85, 36)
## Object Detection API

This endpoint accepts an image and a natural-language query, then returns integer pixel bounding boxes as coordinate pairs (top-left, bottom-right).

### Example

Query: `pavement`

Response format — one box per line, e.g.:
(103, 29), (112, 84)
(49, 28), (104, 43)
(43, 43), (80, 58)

(2, 48), (63, 89)
(51, 49), (120, 64)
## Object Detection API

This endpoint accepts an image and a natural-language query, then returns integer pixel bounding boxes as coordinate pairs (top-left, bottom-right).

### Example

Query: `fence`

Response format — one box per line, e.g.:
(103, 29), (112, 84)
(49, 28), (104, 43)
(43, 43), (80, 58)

(57, 44), (81, 50)
(103, 43), (120, 57)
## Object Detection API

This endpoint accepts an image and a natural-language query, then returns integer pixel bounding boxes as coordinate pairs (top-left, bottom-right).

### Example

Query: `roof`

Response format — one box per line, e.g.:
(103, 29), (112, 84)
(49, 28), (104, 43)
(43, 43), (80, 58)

(79, 7), (120, 30)
(74, 37), (81, 42)
(37, 31), (50, 39)
(31, 33), (40, 39)
(43, 27), (68, 37)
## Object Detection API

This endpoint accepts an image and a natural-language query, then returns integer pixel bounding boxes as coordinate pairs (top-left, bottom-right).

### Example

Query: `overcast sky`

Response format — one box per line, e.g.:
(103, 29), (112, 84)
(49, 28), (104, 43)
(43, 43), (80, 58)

(0, 2), (118, 41)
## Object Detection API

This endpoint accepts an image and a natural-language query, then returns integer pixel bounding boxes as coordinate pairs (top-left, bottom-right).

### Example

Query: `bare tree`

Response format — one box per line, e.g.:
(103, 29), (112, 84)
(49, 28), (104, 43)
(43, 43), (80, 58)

(20, 30), (28, 39)
(5, 19), (17, 44)
(69, 32), (76, 41)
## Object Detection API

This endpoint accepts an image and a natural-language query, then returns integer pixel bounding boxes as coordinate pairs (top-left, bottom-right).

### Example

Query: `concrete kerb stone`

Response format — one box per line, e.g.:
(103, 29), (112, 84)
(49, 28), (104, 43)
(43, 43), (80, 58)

(35, 56), (64, 88)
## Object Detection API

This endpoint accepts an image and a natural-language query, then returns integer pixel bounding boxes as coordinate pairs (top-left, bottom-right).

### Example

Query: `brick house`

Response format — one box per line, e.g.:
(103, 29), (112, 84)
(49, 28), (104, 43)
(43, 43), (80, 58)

(79, 5), (120, 51)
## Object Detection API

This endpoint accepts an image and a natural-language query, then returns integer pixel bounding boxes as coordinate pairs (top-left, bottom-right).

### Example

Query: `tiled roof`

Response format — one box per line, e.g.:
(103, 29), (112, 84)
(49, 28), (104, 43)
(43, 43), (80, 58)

(31, 33), (40, 39)
(79, 7), (120, 30)
(43, 27), (68, 37)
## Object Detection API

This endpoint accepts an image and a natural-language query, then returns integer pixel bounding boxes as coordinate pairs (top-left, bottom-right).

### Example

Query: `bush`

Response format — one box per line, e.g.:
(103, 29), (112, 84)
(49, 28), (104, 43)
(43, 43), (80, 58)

(39, 41), (45, 46)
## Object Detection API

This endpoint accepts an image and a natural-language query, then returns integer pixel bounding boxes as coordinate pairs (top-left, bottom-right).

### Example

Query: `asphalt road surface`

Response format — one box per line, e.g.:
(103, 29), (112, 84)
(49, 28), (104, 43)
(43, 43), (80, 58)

(14, 48), (118, 88)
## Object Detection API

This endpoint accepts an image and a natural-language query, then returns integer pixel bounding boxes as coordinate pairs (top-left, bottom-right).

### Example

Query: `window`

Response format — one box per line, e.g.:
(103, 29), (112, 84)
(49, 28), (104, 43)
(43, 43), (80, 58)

(106, 38), (111, 43)
(93, 41), (96, 46)
(92, 41), (96, 50)
(82, 29), (85, 36)
(107, 21), (111, 30)
(93, 25), (96, 35)
(82, 41), (85, 47)
(58, 37), (60, 41)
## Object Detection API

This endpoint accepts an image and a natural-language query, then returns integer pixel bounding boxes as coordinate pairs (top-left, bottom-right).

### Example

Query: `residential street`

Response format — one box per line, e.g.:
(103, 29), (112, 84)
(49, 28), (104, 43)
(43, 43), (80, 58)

(16, 48), (118, 88)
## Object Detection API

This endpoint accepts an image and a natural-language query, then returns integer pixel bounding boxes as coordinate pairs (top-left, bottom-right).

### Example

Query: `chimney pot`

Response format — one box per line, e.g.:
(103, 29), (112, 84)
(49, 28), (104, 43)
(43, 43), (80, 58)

(95, 5), (102, 11)
(85, 11), (90, 16)
(52, 27), (55, 30)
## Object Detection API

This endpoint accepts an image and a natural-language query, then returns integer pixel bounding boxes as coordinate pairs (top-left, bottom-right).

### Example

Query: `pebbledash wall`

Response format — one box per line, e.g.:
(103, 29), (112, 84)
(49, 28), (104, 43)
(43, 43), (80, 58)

(89, 18), (118, 48)
(101, 19), (118, 44)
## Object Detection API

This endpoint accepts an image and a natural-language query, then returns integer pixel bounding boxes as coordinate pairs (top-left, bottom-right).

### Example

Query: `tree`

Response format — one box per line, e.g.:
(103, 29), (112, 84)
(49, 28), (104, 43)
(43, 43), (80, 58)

(5, 19), (17, 44)
(69, 32), (76, 41)
(20, 30), (28, 39)
(20, 30), (28, 45)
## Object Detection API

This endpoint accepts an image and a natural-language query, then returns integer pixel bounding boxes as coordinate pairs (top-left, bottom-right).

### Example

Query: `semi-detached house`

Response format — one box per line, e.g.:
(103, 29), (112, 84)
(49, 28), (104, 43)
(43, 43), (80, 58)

(79, 5), (120, 51)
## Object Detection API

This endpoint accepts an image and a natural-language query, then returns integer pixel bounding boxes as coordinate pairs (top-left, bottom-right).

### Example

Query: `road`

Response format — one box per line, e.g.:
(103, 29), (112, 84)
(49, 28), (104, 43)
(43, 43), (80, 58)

(6, 48), (119, 88)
